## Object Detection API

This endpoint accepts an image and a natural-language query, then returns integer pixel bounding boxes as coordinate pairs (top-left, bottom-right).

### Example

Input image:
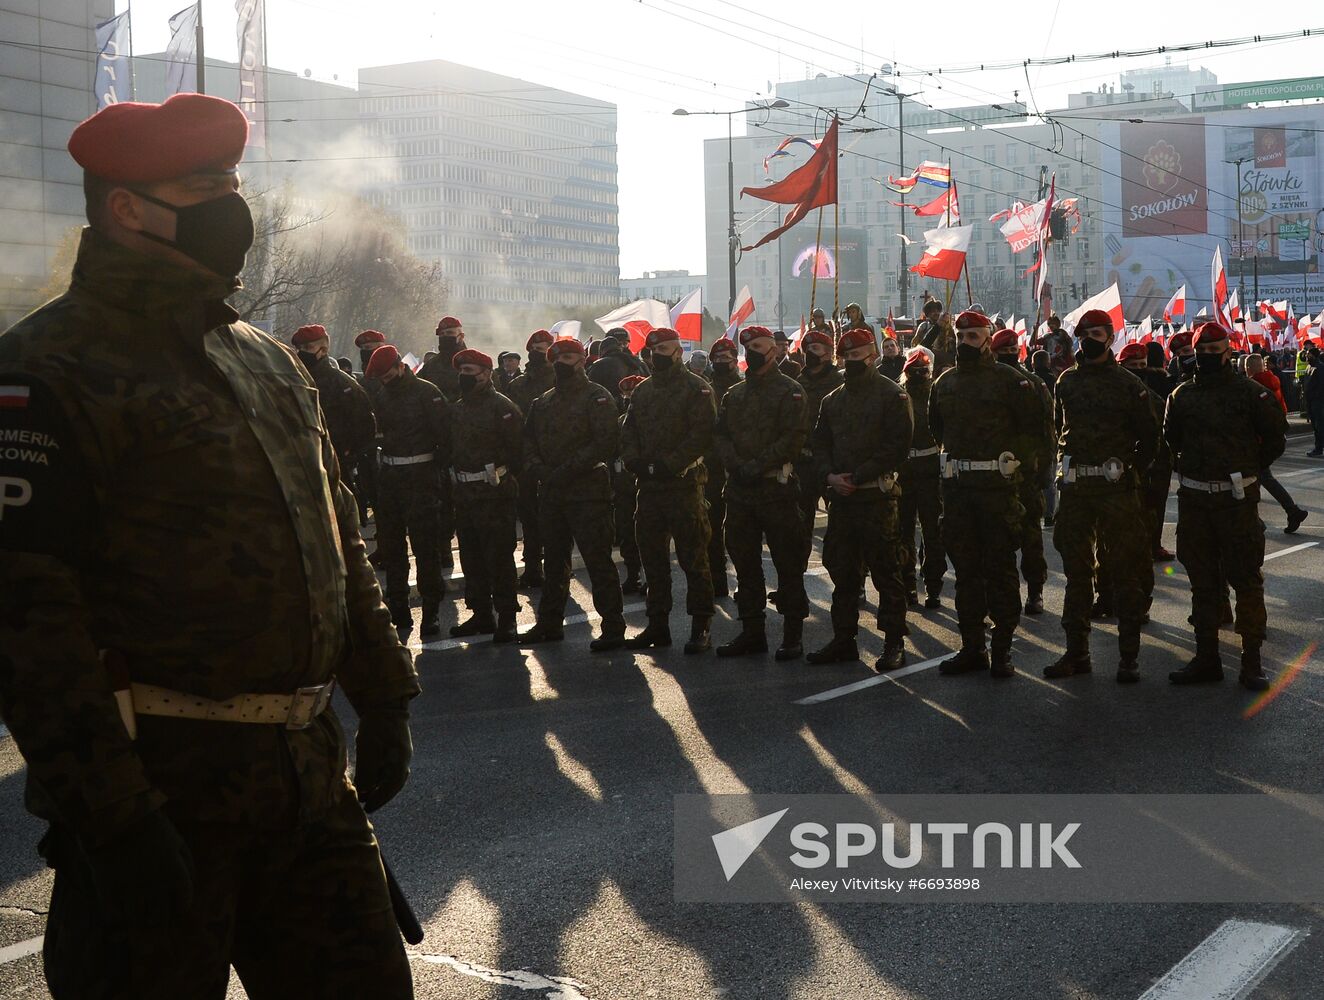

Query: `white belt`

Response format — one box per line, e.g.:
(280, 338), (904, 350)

(128, 681), (335, 730)
(453, 464), (508, 485)
(854, 474), (898, 490)
(1060, 456), (1127, 484)
(1179, 474), (1257, 495)
(940, 451), (1020, 480)
(381, 453), (434, 466)
(762, 463), (793, 484)
(613, 459), (624, 473)
(908, 446), (940, 459)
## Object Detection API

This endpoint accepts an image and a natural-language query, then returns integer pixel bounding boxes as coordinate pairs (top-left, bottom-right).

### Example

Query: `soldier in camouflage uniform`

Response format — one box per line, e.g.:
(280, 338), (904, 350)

(1165, 322), (1287, 691)
(291, 324), (376, 469)
(807, 328), (914, 671)
(620, 329), (718, 654)
(0, 94), (417, 999)
(519, 337), (627, 651)
(704, 338), (743, 599)
(352, 328), (388, 524)
(991, 327), (1057, 616)
(367, 344), (452, 637)
(614, 376), (646, 594)
(930, 311), (1046, 679)
(794, 330), (844, 560)
(714, 326), (810, 660)
(508, 330), (556, 588)
(447, 348), (523, 643)
(898, 347), (946, 607)
(415, 317), (465, 571)
(1043, 310), (1159, 683)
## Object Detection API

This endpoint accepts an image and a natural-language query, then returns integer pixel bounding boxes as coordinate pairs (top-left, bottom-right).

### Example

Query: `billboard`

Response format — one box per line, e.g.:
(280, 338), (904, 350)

(1119, 119), (1209, 239)
(784, 226), (868, 320)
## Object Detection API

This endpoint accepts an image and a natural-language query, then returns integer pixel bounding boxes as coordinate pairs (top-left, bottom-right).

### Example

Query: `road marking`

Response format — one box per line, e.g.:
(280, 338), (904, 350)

(1264, 541), (1319, 562)
(1137, 919), (1306, 1000)
(411, 952), (589, 999)
(793, 651), (958, 705)
(0, 936), (43, 966)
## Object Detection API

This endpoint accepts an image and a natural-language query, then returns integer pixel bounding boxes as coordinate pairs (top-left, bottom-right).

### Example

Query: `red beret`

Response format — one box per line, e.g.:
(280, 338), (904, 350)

(954, 310), (992, 331)
(903, 347), (933, 373)
(452, 348), (493, 370)
(837, 328), (875, 353)
(291, 324), (327, 346)
(355, 329), (386, 348)
(709, 338), (738, 357)
(739, 325), (774, 346)
(1168, 330), (1194, 352)
(989, 328), (1018, 352)
(1118, 343), (1149, 364)
(547, 337), (585, 361)
(365, 345), (401, 379)
(526, 330), (554, 351)
(1078, 309), (1115, 333)
(619, 375), (646, 392)
(1193, 322), (1229, 347)
(645, 328), (680, 348)
(802, 330), (834, 351)
(436, 316), (462, 335)
(68, 93), (248, 183)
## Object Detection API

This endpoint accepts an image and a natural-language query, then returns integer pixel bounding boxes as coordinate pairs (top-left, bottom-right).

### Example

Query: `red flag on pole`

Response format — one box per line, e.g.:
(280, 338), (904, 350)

(739, 118), (839, 251)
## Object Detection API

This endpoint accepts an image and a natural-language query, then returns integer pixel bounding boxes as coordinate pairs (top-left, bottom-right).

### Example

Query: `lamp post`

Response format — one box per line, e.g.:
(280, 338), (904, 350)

(1225, 156), (1250, 315)
(674, 99), (790, 318)
(881, 83), (916, 318)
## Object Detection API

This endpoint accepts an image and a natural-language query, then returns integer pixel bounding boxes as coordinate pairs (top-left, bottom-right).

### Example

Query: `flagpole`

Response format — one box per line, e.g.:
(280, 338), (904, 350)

(810, 205), (824, 321)
(194, 0), (205, 95)
(941, 158), (956, 316)
(833, 192), (840, 323)
(126, 1), (136, 99)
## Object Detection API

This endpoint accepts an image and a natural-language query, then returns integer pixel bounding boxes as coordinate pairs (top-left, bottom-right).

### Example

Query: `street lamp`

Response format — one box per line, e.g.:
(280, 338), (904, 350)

(881, 83), (917, 318)
(1225, 156), (1251, 316)
(674, 99), (790, 318)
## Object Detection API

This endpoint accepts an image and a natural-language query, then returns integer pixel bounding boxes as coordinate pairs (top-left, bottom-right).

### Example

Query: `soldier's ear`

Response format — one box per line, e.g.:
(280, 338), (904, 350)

(106, 186), (148, 232)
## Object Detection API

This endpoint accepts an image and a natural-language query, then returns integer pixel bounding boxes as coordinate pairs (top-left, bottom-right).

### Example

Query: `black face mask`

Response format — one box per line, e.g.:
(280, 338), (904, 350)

(804, 353), (824, 370)
(744, 349), (769, 373)
(956, 343), (985, 367)
(713, 361), (733, 375)
(651, 353), (675, 372)
(458, 373), (480, 394)
(844, 359), (870, 379)
(1080, 336), (1109, 360)
(995, 352), (1016, 366)
(438, 337), (460, 359)
(1179, 354), (1197, 373)
(1196, 352), (1226, 373)
(135, 190), (254, 279)
(360, 349), (375, 370)
(297, 350), (321, 370)
(528, 350), (547, 367)
(554, 362), (578, 385)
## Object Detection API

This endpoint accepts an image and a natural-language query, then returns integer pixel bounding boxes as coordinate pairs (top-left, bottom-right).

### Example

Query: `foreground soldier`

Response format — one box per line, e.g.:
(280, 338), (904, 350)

(807, 328), (914, 670)
(620, 329), (718, 653)
(0, 94), (417, 998)
(898, 347), (945, 607)
(448, 349), (522, 643)
(1046, 311), (1158, 683)
(930, 311), (1043, 678)
(715, 326), (809, 660)
(509, 330), (556, 588)
(368, 344), (452, 637)
(1165, 322), (1287, 690)
(794, 329), (844, 559)
(520, 338), (626, 651)
(291, 323), (376, 468)
(704, 338), (743, 598)
(614, 375), (646, 594)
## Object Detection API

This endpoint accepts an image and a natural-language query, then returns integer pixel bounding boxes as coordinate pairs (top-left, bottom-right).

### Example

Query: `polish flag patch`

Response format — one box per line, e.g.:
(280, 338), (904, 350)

(0, 386), (31, 409)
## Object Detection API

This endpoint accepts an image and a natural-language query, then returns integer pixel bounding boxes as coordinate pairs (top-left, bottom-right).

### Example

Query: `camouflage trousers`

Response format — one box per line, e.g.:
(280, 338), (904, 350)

(517, 471), (542, 574)
(375, 464), (445, 609)
(940, 484), (1023, 653)
(636, 479), (713, 618)
(536, 498), (625, 634)
(41, 781), (411, 1000)
(455, 496), (519, 617)
(437, 475), (456, 567)
(725, 486), (809, 623)
(794, 457), (823, 561)
(612, 469), (640, 578)
(704, 467), (728, 594)
(1142, 458), (1172, 556)
(1054, 487), (1149, 658)
(898, 463), (945, 595)
(823, 496), (909, 639)
(352, 446), (379, 523)
(1016, 476), (1048, 590)
(1177, 490), (1267, 641)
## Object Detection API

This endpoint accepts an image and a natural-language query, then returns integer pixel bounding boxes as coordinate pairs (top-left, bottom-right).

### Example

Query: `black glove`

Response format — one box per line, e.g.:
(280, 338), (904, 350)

(84, 809), (194, 927)
(355, 700), (413, 813)
(624, 458), (647, 477)
(736, 461), (762, 484)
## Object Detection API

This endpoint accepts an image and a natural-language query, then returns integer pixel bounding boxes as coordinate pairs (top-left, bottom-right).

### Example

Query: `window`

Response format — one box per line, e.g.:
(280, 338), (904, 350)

(1006, 144), (1018, 165)
(985, 193), (997, 215)
(842, 179), (853, 200)
(983, 144), (996, 163)
(1076, 239), (1089, 260)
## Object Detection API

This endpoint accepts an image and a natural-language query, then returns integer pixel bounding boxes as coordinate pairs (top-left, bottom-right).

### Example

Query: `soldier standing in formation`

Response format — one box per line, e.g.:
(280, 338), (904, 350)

(0, 93), (417, 997)
(1045, 310), (1159, 683)
(448, 348), (523, 643)
(291, 324), (376, 470)
(930, 311), (1045, 679)
(588, 328), (648, 403)
(793, 329), (844, 560)
(715, 326), (809, 660)
(807, 328), (914, 671)
(509, 329), (556, 588)
(704, 337), (743, 599)
(353, 328), (388, 522)
(415, 317), (464, 571)
(898, 346), (946, 608)
(620, 329), (718, 653)
(614, 375), (646, 594)
(1165, 323), (1287, 690)
(520, 338), (627, 651)
(774, 330), (802, 378)
(367, 344), (452, 637)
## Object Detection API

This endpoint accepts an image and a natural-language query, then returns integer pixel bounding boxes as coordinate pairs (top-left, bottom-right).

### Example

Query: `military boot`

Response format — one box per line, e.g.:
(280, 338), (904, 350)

(939, 646), (989, 676)
(519, 568), (543, 590)
(806, 635), (859, 664)
(683, 616), (712, 655)
(519, 621), (565, 644)
(1169, 635), (1223, 684)
(907, 590), (920, 607)
(420, 605), (441, 637)
(1116, 657), (1141, 684)
(1090, 597), (1114, 620)
(876, 636), (906, 673)
(1024, 587), (1044, 616)
(1044, 641), (1091, 679)
(625, 617), (671, 650)
(716, 622), (768, 657)
(492, 613), (518, 644)
(621, 572), (643, 595)
(775, 617), (804, 662)
(589, 628), (626, 653)
(924, 587), (942, 610)
(389, 604), (412, 638)
(1239, 643), (1270, 692)
(450, 611), (496, 638)
(990, 646), (1016, 679)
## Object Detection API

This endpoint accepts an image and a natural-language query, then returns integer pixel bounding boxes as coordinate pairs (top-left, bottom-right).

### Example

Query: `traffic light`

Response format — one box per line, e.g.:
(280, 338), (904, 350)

(1070, 283), (1079, 298)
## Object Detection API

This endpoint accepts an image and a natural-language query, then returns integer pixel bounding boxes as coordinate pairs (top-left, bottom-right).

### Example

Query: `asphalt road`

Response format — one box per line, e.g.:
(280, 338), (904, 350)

(3, 427), (1324, 1000)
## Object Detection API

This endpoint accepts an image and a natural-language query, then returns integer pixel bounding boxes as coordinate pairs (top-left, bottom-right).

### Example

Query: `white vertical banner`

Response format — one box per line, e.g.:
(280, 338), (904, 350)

(94, 11), (133, 109)
(235, 0), (266, 149)
(163, 4), (199, 96)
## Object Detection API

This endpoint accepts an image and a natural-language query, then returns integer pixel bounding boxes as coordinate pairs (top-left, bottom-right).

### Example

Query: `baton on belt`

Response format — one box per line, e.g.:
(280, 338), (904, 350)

(381, 852), (424, 945)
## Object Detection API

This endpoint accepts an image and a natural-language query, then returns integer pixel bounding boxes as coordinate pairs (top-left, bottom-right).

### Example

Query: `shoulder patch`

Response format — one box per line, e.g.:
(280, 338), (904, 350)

(700, 387), (711, 394)
(1258, 391), (1270, 399)
(594, 396), (608, 404)
(502, 412), (514, 420)
(791, 392), (803, 400)
(898, 392), (908, 400)
(1018, 380), (1030, 388)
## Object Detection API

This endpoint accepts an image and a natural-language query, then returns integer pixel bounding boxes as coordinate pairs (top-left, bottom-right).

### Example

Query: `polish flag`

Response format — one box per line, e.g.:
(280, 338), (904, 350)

(595, 298), (672, 352)
(1227, 288), (1240, 323)
(1211, 246), (1232, 330)
(669, 287), (703, 342)
(725, 285), (755, 340)
(1137, 315), (1154, 345)
(1162, 285), (1186, 323)
(549, 319), (582, 341)
(400, 351), (422, 373)
(0, 385), (31, 409)
(1063, 283), (1124, 335)
(909, 224), (973, 282)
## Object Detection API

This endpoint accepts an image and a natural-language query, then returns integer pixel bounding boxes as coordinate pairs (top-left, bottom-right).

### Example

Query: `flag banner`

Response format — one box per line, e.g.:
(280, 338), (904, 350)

(94, 11), (133, 110)
(549, 320), (582, 341)
(893, 185), (960, 221)
(1036, 175), (1056, 303)
(995, 199), (1049, 253)
(764, 136), (820, 175)
(669, 287), (703, 342)
(400, 351), (421, 372)
(235, 0), (266, 148)
(885, 161), (951, 194)
(595, 299), (671, 342)
(1137, 315), (1154, 344)
(740, 119), (839, 251)
(1062, 284), (1124, 334)
(164, 3), (199, 96)
(909, 225), (973, 282)
(728, 286), (755, 329)
(1162, 284), (1187, 323)
(1211, 246), (1232, 330)
(1228, 287), (1240, 322)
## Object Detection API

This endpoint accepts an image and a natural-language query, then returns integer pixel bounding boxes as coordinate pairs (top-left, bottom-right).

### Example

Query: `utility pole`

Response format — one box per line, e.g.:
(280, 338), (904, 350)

(195, 1), (206, 94)
(1225, 157), (1249, 314)
(883, 85), (915, 317)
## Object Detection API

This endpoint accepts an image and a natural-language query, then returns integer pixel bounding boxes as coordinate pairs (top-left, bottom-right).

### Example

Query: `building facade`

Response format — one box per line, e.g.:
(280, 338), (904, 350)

(620, 269), (706, 306)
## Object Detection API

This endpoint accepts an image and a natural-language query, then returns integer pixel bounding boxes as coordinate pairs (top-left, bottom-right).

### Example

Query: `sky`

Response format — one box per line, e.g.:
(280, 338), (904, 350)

(116, 0), (1324, 278)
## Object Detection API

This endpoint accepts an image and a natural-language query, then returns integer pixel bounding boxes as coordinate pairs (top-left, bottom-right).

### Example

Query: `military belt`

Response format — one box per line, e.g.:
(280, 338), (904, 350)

(453, 464), (508, 485)
(128, 681), (336, 730)
(854, 473), (898, 490)
(762, 463), (793, 484)
(908, 446), (940, 459)
(381, 452), (434, 466)
(1179, 474), (1257, 495)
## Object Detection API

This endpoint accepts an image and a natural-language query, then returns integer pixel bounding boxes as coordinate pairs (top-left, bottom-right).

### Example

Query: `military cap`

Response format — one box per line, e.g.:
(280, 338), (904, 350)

(365, 344), (401, 379)
(709, 338), (738, 357)
(645, 328), (680, 348)
(526, 329), (554, 351)
(1078, 309), (1115, 333)
(436, 316), (462, 335)
(903, 346), (934, 373)
(989, 328), (1018, 352)
(547, 337), (585, 361)
(1118, 343), (1148, 364)
(606, 327), (630, 342)
(801, 330), (834, 351)
(291, 324), (328, 346)
(452, 348), (493, 370)
(619, 375), (646, 393)
(837, 328), (875, 353)
(497, 350), (519, 363)
(954, 310), (992, 332)
(922, 299), (943, 315)
(773, 330), (792, 343)
(354, 329), (386, 348)
(738, 325), (774, 346)
(1193, 322), (1229, 347)
(1168, 330), (1194, 353)
(68, 93), (248, 183)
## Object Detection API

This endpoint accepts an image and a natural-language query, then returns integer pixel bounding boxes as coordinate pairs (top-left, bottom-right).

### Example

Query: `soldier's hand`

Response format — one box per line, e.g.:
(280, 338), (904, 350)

(85, 809), (194, 927)
(355, 699), (413, 813)
(827, 472), (856, 496)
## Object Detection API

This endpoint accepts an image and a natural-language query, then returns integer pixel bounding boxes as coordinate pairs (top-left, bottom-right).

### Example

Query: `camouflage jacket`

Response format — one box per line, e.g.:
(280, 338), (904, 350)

(508, 357), (556, 420)
(450, 381), (522, 503)
(999, 357), (1057, 481)
(620, 362), (716, 490)
(929, 351), (1044, 490)
(416, 349), (463, 402)
(523, 369), (619, 503)
(715, 367), (808, 502)
(795, 363), (845, 459)
(303, 353), (376, 461)
(900, 371), (939, 476)
(0, 229), (418, 843)
(706, 365), (742, 404)
(812, 366), (913, 502)
(1054, 354), (1159, 492)
(372, 368), (451, 460)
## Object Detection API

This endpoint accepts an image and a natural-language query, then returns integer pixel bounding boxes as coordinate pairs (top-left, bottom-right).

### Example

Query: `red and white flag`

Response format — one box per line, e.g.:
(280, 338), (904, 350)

(1227, 288), (1240, 323)
(595, 298), (671, 352)
(549, 319), (582, 341)
(1035, 175), (1056, 303)
(1063, 283), (1124, 335)
(0, 385), (31, 409)
(1211, 246), (1232, 330)
(669, 287), (703, 342)
(725, 285), (756, 340)
(909, 224), (973, 282)
(1162, 285), (1186, 323)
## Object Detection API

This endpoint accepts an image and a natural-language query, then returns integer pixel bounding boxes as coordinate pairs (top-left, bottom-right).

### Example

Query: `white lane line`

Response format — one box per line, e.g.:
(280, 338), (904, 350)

(1137, 919), (1306, 1000)
(1264, 541), (1319, 562)
(794, 651), (957, 705)
(0, 935), (43, 965)
(1274, 468), (1319, 478)
(411, 952), (589, 999)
